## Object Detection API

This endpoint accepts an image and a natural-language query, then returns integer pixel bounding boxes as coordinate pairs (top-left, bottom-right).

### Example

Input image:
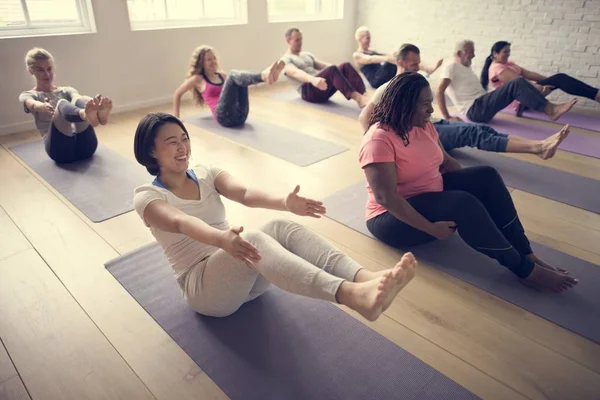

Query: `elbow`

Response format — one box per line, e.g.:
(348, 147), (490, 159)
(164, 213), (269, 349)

(373, 191), (392, 208)
(173, 214), (188, 234)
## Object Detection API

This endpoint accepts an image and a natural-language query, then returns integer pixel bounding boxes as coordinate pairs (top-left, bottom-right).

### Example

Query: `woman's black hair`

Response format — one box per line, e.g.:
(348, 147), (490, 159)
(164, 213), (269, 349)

(480, 41), (511, 90)
(133, 112), (190, 176)
(367, 71), (430, 146)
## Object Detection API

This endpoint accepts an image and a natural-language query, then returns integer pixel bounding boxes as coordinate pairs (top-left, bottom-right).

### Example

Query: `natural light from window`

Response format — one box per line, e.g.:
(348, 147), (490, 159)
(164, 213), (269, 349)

(0, 0), (95, 39)
(126, 0), (247, 31)
(266, 0), (343, 23)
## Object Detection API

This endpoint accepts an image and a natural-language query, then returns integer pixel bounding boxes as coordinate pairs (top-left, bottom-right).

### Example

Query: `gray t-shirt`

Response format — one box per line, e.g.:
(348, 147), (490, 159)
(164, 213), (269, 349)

(281, 52), (319, 88)
(18, 86), (79, 136)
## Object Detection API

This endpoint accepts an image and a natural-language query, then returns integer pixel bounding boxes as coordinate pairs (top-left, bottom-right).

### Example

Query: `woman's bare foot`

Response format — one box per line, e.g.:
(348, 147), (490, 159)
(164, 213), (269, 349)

(547, 98), (577, 121)
(527, 254), (569, 274)
(339, 253), (416, 321)
(81, 97), (100, 127)
(97, 96), (113, 125)
(261, 60), (285, 84)
(537, 125), (570, 160)
(520, 264), (578, 293)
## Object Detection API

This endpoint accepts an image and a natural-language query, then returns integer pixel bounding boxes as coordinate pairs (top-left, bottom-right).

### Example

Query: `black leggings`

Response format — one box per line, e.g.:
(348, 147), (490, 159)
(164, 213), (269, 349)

(537, 73), (599, 100)
(361, 62), (397, 88)
(45, 99), (98, 164)
(215, 70), (263, 127)
(366, 166), (535, 278)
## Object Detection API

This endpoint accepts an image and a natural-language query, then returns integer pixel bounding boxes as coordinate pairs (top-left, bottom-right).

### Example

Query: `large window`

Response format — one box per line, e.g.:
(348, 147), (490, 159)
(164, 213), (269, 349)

(126, 0), (247, 31)
(0, 0), (96, 39)
(267, 0), (343, 23)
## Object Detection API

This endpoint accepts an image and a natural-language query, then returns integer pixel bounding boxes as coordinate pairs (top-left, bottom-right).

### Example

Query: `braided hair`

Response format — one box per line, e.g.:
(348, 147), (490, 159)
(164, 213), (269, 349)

(367, 72), (430, 146)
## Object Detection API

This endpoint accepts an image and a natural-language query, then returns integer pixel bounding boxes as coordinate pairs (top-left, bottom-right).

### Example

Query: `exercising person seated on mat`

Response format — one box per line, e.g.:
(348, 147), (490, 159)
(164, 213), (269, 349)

(436, 40), (576, 124)
(132, 112), (416, 321)
(481, 40), (600, 114)
(353, 27), (442, 89)
(359, 44), (570, 160)
(360, 71), (577, 293)
(173, 45), (285, 127)
(19, 47), (113, 164)
(282, 27), (369, 108)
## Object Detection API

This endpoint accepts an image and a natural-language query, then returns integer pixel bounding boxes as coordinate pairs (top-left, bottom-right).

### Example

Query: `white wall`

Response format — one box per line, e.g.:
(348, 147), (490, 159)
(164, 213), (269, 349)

(0, 0), (357, 135)
(357, 0), (600, 113)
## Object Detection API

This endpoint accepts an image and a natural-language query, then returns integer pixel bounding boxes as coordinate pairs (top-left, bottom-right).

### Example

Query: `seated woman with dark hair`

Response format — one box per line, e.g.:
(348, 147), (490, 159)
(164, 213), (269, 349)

(360, 71), (578, 293)
(131, 112), (416, 321)
(482, 41), (600, 111)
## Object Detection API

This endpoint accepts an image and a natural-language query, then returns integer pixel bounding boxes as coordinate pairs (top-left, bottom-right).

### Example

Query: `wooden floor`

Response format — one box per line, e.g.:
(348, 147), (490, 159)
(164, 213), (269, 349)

(1, 83), (600, 400)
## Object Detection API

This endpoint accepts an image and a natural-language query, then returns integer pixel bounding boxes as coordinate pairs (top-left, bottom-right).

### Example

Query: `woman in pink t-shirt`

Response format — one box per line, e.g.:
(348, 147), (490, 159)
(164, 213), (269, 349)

(360, 72), (577, 293)
(481, 41), (600, 106)
(172, 45), (285, 127)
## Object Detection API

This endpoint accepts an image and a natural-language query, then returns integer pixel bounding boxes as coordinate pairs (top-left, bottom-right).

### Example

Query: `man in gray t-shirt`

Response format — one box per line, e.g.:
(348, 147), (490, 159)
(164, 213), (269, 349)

(281, 28), (368, 108)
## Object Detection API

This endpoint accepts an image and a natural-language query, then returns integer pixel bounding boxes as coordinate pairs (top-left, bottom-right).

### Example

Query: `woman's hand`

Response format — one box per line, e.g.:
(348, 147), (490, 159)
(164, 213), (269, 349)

(285, 185), (326, 218)
(219, 226), (261, 265)
(35, 98), (55, 114)
(428, 221), (457, 240)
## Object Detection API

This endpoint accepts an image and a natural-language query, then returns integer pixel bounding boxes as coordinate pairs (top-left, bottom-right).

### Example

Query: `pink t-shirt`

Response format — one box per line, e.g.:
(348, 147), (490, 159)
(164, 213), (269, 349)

(359, 122), (444, 220)
(488, 61), (523, 89)
(489, 61), (523, 110)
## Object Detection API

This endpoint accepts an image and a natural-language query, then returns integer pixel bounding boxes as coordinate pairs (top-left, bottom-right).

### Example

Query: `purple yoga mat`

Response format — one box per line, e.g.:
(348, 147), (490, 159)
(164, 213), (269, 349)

(450, 147), (600, 213)
(323, 182), (600, 345)
(454, 114), (600, 159)
(106, 243), (478, 400)
(9, 141), (148, 222)
(501, 107), (600, 132)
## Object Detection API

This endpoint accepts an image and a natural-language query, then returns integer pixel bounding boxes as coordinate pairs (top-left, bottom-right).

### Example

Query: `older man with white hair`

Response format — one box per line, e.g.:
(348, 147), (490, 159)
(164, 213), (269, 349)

(436, 40), (576, 123)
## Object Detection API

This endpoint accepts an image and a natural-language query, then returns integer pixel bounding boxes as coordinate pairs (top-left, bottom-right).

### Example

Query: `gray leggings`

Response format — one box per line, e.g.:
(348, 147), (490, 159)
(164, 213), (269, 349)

(180, 219), (362, 317)
(215, 70), (263, 127)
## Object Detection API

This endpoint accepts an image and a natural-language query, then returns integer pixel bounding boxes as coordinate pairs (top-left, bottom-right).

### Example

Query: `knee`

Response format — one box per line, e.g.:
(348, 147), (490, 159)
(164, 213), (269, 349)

(241, 229), (271, 246)
(472, 165), (502, 182)
(451, 191), (486, 218)
(259, 218), (298, 239)
(553, 73), (567, 79)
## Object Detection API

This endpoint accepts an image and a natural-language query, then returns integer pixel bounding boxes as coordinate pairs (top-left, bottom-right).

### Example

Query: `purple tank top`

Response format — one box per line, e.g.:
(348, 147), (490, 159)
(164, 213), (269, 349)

(202, 73), (224, 116)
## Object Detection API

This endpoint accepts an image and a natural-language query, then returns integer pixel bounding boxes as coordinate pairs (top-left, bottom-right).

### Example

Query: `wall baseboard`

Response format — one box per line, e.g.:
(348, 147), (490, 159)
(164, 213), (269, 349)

(0, 95), (174, 137)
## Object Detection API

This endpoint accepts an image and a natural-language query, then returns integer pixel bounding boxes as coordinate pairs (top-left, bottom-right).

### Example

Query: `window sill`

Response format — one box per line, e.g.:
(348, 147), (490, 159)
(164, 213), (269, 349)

(0, 27), (96, 40)
(129, 18), (248, 32)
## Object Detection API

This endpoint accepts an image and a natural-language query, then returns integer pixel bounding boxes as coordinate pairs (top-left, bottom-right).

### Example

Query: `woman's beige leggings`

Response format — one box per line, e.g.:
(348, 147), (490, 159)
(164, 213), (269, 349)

(181, 218), (363, 317)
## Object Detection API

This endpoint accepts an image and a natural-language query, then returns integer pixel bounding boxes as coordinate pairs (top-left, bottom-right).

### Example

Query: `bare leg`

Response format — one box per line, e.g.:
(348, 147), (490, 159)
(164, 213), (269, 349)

(543, 98), (578, 121)
(350, 91), (369, 108)
(336, 253), (416, 320)
(505, 125), (570, 160)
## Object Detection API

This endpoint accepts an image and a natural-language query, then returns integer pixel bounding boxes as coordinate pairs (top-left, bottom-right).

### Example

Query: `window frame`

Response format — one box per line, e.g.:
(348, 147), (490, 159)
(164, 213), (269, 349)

(0, 0), (97, 39)
(266, 0), (344, 23)
(126, 0), (248, 32)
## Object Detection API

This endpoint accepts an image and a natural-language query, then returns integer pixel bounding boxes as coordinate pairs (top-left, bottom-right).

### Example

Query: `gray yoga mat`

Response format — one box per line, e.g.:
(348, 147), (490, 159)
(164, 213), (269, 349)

(450, 147), (600, 213)
(323, 182), (600, 344)
(106, 243), (478, 400)
(9, 140), (148, 222)
(269, 90), (362, 119)
(183, 114), (348, 166)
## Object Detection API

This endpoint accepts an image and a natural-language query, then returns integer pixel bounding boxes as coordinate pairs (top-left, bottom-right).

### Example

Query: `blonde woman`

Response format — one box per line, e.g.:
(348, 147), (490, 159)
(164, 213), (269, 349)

(173, 45), (284, 127)
(19, 47), (113, 163)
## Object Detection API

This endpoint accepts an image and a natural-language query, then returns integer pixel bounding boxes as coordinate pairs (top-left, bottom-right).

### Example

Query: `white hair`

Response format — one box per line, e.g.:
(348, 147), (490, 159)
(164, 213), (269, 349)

(455, 39), (474, 55)
(355, 26), (370, 41)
